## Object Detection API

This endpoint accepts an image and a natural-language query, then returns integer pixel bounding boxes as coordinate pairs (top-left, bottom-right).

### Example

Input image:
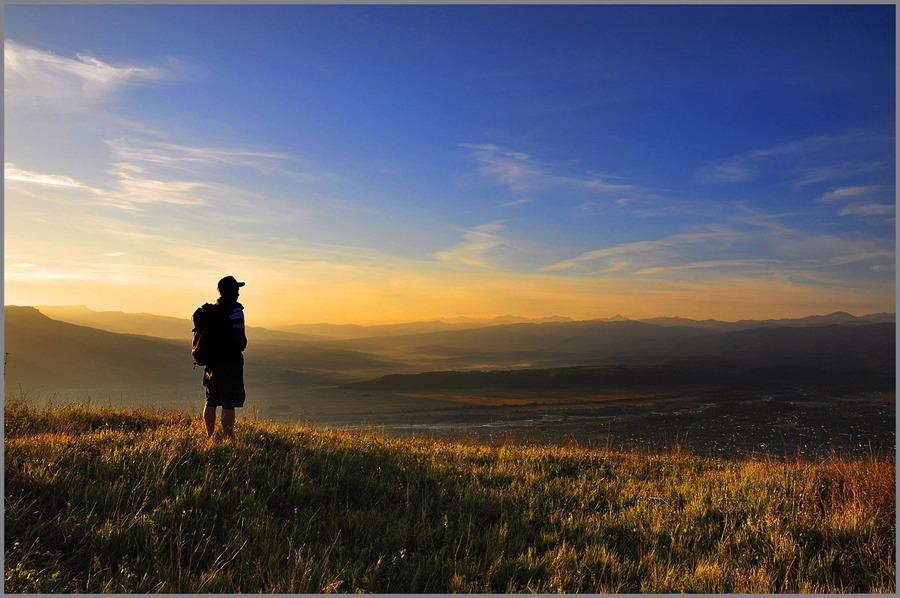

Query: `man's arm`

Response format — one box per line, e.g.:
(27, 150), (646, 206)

(234, 327), (247, 352)
(230, 305), (248, 352)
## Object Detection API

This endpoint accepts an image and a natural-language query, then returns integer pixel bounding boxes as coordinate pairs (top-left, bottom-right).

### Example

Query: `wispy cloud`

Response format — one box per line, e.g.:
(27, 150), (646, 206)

(542, 227), (742, 273)
(4, 255), (135, 283)
(4, 41), (211, 212)
(95, 137), (349, 223)
(106, 139), (291, 175)
(542, 202), (895, 283)
(4, 163), (101, 192)
(816, 185), (895, 219)
(5, 39), (168, 112)
(789, 161), (890, 187)
(434, 221), (514, 269)
(106, 167), (208, 209)
(725, 201), (802, 234)
(636, 258), (803, 276)
(463, 143), (636, 196)
(85, 138), (301, 212)
(499, 197), (534, 208)
(774, 233), (894, 270)
(817, 186), (883, 203)
(693, 161), (755, 184)
(5, 160), (208, 210)
(693, 131), (893, 186)
(838, 203), (895, 217)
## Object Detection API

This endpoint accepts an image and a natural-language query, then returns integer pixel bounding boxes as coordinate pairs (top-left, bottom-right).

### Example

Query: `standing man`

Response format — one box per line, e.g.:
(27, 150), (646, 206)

(201, 275), (247, 440)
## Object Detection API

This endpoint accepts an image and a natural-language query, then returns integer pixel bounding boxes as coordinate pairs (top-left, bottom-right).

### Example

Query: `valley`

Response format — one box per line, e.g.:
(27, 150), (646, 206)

(4, 305), (894, 460)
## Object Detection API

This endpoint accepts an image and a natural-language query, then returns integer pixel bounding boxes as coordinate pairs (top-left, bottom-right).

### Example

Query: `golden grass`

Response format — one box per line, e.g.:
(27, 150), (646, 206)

(5, 394), (895, 593)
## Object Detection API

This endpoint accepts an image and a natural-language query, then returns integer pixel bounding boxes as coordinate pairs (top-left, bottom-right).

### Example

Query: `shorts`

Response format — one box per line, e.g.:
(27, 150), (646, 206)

(203, 358), (246, 409)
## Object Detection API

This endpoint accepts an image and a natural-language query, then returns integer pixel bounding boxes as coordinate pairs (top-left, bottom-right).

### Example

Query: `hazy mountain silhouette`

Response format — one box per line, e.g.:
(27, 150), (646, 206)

(33, 304), (892, 343)
(6, 305), (893, 399)
(35, 305), (327, 342)
(324, 317), (895, 372)
(670, 323), (895, 372)
(4, 307), (399, 397)
(346, 323), (895, 392)
(5, 306), (197, 391)
(325, 320), (712, 367)
(642, 311), (895, 331)
(279, 315), (575, 339)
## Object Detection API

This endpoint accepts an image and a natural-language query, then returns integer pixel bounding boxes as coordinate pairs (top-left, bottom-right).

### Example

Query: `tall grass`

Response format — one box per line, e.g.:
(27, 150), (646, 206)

(5, 394), (895, 593)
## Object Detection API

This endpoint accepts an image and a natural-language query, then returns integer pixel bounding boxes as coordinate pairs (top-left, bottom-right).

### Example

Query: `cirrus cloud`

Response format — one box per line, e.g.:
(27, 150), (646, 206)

(4, 163), (100, 192)
(5, 39), (169, 112)
(462, 143), (636, 196)
(434, 221), (515, 269)
(816, 185), (894, 219)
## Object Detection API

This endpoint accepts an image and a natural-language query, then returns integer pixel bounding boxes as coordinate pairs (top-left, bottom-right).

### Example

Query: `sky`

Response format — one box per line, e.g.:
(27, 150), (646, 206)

(4, 4), (896, 327)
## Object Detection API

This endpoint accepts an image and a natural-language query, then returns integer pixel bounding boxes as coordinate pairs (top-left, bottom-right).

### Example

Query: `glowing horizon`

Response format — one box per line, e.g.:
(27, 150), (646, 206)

(5, 5), (895, 328)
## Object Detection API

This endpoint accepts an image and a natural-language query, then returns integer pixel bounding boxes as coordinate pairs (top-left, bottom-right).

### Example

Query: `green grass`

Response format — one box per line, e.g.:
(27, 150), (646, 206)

(5, 394), (895, 593)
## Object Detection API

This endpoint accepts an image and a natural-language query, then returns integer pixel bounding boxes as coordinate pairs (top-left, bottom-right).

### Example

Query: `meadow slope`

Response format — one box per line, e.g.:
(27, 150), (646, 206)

(4, 398), (895, 593)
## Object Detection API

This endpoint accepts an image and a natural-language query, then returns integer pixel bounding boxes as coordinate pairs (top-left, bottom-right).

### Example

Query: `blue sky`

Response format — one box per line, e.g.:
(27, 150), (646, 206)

(4, 4), (895, 325)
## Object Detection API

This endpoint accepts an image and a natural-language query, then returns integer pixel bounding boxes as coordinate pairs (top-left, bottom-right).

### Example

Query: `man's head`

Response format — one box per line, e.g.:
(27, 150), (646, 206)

(217, 276), (245, 300)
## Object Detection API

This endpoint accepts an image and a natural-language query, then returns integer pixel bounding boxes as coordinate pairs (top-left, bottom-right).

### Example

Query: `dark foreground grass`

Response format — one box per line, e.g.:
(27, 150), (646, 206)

(5, 395), (895, 593)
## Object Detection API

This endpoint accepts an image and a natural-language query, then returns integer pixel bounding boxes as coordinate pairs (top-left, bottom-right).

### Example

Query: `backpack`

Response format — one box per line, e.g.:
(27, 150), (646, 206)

(191, 303), (227, 367)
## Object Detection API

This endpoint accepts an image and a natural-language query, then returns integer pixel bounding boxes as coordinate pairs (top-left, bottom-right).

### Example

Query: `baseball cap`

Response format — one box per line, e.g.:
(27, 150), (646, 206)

(217, 276), (246, 291)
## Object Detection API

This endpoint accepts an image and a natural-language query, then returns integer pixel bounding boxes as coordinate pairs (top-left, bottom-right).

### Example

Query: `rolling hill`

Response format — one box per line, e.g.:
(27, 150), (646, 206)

(321, 315), (895, 371)
(326, 320), (705, 366)
(6, 305), (894, 401)
(342, 319), (894, 392)
(5, 306), (198, 391)
(3, 307), (399, 399)
(35, 305), (326, 342)
(642, 311), (895, 331)
(272, 315), (576, 339)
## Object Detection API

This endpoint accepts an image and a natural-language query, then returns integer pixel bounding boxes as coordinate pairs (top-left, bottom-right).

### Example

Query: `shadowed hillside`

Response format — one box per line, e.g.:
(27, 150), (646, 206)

(345, 363), (893, 393)
(325, 318), (895, 372)
(4, 306), (197, 390)
(673, 323), (896, 372)
(35, 305), (326, 342)
(7, 306), (894, 394)
(3, 307), (397, 399)
(328, 320), (705, 368)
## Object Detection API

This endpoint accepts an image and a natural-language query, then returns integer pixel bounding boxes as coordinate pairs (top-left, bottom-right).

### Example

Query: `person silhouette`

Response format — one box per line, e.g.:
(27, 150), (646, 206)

(202, 276), (247, 440)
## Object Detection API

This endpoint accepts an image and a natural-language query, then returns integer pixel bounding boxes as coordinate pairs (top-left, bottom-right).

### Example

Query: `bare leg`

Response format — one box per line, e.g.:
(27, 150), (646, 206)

(204, 405), (217, 438)
(222, 408), (236, 439)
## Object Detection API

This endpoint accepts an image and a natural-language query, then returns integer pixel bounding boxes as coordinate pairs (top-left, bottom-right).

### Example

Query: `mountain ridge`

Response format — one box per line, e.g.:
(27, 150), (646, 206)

(34, 305), (328, 342)
(4, 305), (893, 403)
(3, 306), (393, 398)
(24, 304), (895, 342)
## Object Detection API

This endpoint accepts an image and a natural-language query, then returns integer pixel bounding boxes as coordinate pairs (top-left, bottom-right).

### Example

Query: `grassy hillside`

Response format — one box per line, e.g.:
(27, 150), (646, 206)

(3, 306), (398, 396)
(5, 396), (895, 593)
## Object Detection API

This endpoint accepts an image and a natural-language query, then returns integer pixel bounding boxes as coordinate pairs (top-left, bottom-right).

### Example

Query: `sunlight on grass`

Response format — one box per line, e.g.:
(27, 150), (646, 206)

(4, 393), (895, 593)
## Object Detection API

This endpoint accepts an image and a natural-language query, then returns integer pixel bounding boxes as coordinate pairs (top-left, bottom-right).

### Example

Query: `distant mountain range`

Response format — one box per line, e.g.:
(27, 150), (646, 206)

(642, 311), (895, 331)
(4, 305), (894, 399)
(236, 314), (579, 339)
(5, 306), (197, 392)
(326, 317), (895, 373)
(34, 305), (325, 342)
(28, 305), (896, 340)
(3, 307), (397, 399)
